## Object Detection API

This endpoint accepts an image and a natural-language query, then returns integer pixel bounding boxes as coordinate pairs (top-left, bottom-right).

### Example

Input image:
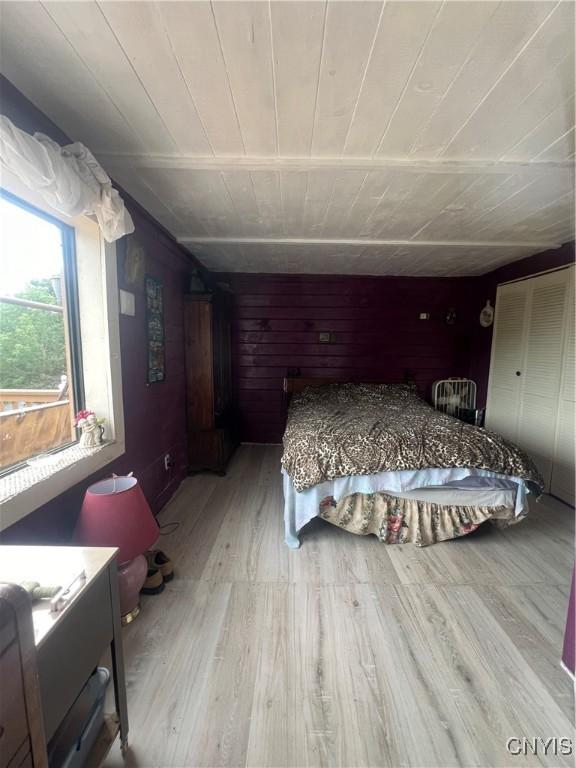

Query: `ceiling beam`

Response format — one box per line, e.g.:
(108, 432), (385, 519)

(177, 237), (560, 249)
(98, 153), (575, 177)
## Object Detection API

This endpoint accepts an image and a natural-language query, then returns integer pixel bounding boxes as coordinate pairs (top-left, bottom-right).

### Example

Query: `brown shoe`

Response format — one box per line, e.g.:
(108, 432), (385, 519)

(140, 565), (165, 595)
(146, 550), (174, 582)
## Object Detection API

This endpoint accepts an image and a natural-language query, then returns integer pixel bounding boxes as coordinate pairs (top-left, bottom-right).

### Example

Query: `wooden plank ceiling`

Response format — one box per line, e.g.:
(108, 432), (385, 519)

(0, 0), (574, 276)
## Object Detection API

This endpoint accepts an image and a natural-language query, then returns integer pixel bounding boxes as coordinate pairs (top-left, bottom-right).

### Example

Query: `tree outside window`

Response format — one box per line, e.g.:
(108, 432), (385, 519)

(0, 193), (82, 470)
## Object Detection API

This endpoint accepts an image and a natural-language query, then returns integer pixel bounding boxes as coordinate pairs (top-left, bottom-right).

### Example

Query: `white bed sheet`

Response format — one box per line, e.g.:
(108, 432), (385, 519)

(282, 467), (533, 548)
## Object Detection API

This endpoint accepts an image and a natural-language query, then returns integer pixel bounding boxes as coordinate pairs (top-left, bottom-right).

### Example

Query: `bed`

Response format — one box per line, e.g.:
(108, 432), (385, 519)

(281, 379), (544, 548)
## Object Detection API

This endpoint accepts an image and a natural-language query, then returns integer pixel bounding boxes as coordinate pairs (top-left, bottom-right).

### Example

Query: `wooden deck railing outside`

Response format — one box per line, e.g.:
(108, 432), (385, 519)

(0, 389), (62, 409)
(0, 391), (75, 469)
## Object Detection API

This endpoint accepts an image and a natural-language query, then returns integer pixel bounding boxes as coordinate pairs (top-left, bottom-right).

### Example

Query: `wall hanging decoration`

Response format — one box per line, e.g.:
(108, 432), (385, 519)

(145, 276), (165, 383)
(480, 300), (494, 327)
(125, 236), (146, 285)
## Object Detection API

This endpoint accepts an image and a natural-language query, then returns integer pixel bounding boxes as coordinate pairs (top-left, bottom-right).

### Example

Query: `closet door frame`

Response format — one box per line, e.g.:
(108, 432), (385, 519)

(486, 264), (574, 492)
(485, 279), (530, 443)
(517, 267), (571, 489)
(550, 268), (575, 504)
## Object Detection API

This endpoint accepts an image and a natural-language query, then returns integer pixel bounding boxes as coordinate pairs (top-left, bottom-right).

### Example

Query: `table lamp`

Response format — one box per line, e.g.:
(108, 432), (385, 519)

(75, 476), (159, 625)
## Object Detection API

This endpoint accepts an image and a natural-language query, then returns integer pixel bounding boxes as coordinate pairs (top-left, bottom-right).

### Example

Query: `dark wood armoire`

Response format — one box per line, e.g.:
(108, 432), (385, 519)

(183, 292), (237, 474)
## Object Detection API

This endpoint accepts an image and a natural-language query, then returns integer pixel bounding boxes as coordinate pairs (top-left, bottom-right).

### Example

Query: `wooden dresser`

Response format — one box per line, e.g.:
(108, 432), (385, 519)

(0, 584), (47, 767)
(0, 547), (128, 767)
(184, 292), (237, 474)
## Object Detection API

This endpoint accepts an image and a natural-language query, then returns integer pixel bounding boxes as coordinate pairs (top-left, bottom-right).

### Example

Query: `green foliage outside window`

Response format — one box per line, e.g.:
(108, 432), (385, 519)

(0, 279), (67, 390)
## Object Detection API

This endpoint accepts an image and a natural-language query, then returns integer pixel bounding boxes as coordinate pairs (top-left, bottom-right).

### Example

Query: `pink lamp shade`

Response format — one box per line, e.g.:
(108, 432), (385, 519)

(75, 476), (159, 565)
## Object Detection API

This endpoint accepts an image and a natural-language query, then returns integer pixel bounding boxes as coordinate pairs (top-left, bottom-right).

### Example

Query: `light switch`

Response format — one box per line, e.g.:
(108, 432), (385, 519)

(120, 289), (136, 316)
(419, 312), (430, 320)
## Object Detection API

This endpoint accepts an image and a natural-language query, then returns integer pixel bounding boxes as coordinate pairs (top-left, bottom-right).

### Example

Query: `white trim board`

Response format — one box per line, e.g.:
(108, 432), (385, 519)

(95, 153), (575, 176)
(178, 236), (561, 249)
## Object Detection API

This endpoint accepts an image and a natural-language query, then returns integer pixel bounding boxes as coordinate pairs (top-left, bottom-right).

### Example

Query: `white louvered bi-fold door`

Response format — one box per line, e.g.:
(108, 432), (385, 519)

(487, 267), (574, 496)
(516, 270), (570, 489)
(485, 281), (529, 443)
(551, 277), (575, 504)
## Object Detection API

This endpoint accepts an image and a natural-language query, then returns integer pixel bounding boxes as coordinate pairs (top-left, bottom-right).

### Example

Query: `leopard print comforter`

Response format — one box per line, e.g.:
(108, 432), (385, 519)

(281, 383), (544, 493)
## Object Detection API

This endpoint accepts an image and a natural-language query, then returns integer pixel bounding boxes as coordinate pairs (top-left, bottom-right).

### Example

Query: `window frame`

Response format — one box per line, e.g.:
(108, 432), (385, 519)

(0, 187), (86, 473)
(0, 172), (126, 531)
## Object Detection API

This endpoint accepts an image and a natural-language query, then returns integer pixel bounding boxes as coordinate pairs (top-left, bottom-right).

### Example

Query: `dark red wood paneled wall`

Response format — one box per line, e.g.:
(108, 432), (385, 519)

(219, 273), (475, 443)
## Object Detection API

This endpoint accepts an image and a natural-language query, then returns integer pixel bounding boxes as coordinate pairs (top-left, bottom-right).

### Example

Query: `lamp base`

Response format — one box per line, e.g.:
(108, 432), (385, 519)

(121, 604), (141, 626)
(118, 554), (148, 625)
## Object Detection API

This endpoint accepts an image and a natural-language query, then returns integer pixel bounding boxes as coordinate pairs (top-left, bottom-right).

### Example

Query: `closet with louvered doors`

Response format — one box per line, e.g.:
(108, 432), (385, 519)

(486, 266), (575, 503)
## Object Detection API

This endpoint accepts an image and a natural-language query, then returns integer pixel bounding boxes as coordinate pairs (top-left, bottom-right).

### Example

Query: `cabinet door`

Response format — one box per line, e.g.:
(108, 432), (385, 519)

(551, 276), (575, 504)
(517, 269), (570, 489)
(212, 292), (232, 419)
(486, 280), (529, 442)
(184, 297), (214, 430)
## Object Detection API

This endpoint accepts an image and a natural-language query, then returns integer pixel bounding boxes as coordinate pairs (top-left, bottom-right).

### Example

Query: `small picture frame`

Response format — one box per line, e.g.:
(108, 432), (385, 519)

(145, 276), (165, 383)
(124, 236), (146, 286)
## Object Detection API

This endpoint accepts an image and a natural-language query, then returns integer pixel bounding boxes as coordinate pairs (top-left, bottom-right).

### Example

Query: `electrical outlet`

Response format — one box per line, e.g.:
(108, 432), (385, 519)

(164, 453), (172, 471)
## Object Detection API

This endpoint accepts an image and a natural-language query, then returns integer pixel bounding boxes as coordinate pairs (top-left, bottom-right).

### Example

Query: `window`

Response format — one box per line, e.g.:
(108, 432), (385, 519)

(0, 190), (84, 471)
(0, 177), (125, 530)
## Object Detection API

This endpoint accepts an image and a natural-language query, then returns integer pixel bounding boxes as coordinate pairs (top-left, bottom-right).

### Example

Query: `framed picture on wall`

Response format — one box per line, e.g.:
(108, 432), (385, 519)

(145, 275), (165, 383)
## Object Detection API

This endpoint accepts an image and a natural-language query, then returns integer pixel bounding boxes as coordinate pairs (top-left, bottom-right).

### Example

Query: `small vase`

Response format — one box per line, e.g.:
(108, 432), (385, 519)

(79, 423), (104, 448)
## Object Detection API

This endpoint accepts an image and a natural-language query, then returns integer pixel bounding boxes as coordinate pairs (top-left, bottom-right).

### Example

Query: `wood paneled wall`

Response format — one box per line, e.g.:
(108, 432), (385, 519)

(219, 273), (474, 443)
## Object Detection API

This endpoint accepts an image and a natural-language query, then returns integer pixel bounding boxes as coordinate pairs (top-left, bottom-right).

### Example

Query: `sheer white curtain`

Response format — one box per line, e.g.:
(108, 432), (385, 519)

(0, 115), (134, 242)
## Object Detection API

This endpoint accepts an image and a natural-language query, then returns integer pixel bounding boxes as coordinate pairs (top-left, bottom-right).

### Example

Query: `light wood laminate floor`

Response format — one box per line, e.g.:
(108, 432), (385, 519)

(105, 445), (575, 768)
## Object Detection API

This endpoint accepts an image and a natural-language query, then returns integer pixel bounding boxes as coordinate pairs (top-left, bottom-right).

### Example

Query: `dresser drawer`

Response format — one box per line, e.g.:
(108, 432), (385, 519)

(36, 571), (113, 741)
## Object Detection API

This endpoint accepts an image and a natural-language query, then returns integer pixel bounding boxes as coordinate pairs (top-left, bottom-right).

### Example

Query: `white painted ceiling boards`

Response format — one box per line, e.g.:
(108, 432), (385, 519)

(0, 1), (574, 275)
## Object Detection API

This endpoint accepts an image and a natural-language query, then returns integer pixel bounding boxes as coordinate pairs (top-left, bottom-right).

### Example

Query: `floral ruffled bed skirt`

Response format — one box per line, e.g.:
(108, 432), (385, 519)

(319, 492), (521, 547)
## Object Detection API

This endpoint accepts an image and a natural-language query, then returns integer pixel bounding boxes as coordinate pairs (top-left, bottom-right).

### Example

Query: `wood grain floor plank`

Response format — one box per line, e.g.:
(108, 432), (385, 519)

(290, 518), (375, 586)
(169, 449), (257, 580)
(375, 584), (573, 766)
(371, 584), (520, 767)
(477, 584), (575, 717)
(429, 586), (575, 765)
(201, 446), (291, 583)
(245, 583), (300, 768)
(178, 582), (266, 767)
(247, 583), (347, 768)
(105, 580), (233, 767)
(102, 445), (574, 768)
(386, 514), (573, 588)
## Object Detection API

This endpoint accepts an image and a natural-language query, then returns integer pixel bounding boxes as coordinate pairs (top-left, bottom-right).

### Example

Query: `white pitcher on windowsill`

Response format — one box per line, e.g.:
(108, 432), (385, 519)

(76, 410), (104, 448)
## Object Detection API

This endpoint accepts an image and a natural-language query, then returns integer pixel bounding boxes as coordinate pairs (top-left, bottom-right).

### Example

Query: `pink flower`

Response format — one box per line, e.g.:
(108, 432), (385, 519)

(74, 409), (94, 427)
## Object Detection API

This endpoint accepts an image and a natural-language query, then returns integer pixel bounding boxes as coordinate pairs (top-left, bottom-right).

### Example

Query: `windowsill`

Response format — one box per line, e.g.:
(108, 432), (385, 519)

(0, 440), (125, 532)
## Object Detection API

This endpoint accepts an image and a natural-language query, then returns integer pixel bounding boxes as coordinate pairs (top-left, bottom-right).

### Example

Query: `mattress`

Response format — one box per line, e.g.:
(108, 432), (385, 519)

(393, 476), (519, 507)
(282, 467), (531, 548)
